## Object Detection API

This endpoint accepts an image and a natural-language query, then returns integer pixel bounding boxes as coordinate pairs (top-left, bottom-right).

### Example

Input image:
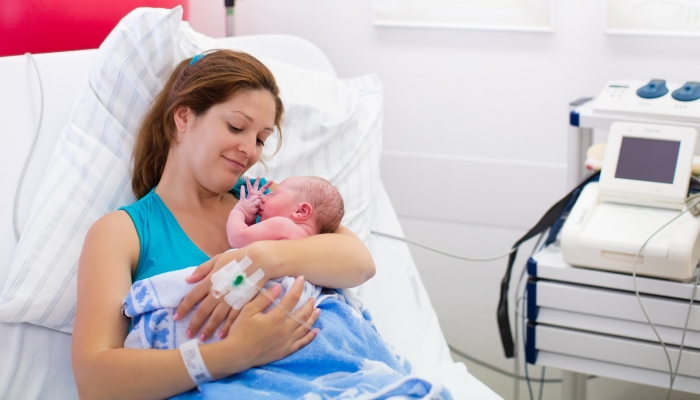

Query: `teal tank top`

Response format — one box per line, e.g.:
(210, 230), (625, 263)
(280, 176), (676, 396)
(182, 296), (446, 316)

(120, 188), (210, 283)
(120, 177), (268, 282)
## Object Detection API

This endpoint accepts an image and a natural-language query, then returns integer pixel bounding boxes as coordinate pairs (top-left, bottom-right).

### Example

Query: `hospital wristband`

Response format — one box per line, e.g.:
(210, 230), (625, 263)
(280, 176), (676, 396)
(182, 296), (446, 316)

(179, 339), (214, 385)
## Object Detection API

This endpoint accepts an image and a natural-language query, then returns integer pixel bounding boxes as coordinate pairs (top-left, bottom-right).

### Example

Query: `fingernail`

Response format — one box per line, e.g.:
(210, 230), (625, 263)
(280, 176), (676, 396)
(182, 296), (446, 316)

(186, 330), (193, 338)
(173, 313), (180, 321)
(298, 275), (305, 282)
(271, 284), (281, 293)
(218, 332), (224, 339)
(313, 328), (321, 334)
(199, 334), (207, 342)
(315, 309), (321, 316)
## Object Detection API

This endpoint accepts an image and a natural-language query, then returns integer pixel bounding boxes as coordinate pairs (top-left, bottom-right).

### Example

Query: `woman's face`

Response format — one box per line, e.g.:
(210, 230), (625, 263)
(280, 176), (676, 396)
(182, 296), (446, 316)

(175, 89), (276, 194)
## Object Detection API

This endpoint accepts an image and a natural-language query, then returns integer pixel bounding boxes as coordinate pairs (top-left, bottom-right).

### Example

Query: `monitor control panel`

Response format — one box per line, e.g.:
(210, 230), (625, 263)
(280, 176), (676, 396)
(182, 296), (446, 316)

(593, 79), (700, 123)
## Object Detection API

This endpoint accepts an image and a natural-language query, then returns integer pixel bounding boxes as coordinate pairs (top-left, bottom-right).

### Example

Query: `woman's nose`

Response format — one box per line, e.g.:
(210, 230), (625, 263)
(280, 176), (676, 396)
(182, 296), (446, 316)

(237, 133), (257, 156)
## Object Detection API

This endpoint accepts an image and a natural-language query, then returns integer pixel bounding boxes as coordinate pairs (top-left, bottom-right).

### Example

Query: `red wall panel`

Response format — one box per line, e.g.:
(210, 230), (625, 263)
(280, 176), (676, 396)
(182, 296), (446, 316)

(0, 0), (188, 56)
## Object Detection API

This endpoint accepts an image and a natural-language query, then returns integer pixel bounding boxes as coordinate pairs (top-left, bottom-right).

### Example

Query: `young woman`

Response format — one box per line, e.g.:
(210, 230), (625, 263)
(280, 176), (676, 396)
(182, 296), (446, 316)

(71, 50), (375, 399)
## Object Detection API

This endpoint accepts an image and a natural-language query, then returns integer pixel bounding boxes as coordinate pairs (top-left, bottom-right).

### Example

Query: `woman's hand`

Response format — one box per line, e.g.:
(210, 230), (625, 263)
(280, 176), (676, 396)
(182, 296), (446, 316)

(175, 248), (271, 341)
(220, 276), (320, 373)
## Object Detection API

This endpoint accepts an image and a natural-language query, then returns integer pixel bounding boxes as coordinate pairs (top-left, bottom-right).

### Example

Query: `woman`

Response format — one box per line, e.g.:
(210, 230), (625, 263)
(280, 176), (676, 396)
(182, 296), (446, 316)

(71, 50), (376, 399)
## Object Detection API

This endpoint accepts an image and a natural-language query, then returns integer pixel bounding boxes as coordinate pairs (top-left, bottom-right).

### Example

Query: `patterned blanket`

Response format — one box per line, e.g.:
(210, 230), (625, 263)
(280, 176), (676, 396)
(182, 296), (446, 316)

(122, 268), (452, 399)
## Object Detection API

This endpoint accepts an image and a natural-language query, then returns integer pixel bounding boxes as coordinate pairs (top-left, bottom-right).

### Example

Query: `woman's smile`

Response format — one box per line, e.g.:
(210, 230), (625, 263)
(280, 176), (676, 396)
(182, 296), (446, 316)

(222, 155), (246, 171)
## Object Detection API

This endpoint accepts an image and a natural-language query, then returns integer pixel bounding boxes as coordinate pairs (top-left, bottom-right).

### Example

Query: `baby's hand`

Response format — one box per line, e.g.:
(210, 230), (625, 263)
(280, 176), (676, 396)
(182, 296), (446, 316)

(234, 177), (273, 225)
(244, 176), (273, 202)
(234, 189), (261, 225)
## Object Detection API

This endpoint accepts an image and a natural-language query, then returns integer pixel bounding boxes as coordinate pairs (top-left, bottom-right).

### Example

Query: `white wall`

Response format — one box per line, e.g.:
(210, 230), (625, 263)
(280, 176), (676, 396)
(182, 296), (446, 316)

(188, 1), (700, 399)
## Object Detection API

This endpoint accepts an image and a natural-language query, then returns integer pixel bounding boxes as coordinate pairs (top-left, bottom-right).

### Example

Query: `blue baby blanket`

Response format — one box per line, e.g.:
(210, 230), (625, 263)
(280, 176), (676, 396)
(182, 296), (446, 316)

(122, 268), (452, 399)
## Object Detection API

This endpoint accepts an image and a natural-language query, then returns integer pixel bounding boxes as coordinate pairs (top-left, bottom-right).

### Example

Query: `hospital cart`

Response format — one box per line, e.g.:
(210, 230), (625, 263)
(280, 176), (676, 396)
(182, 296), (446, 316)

(523, 98), (700, 400)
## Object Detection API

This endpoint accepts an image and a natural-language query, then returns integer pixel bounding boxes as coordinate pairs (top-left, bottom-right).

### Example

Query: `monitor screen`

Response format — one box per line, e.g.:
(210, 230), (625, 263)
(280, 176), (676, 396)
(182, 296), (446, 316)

(615, 137), (680, 184)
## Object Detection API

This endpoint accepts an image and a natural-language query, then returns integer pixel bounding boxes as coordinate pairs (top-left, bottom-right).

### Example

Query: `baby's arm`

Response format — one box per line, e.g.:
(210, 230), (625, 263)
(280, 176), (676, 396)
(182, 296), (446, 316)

(227, 207), (253, 247)
(229, 217), (310, 248)
(227, 182), (263, 247)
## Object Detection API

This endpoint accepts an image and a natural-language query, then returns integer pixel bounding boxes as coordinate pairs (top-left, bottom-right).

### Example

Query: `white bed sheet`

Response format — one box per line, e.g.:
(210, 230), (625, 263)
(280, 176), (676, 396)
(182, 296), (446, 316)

(0, 33), (501, 399)
(0, 184), (500, 399)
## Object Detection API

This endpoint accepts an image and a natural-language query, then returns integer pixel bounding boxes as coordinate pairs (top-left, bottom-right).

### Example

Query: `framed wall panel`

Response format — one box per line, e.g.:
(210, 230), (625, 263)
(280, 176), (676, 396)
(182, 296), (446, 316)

(373, 0), (553, 32)
(608, 0), (700, 36)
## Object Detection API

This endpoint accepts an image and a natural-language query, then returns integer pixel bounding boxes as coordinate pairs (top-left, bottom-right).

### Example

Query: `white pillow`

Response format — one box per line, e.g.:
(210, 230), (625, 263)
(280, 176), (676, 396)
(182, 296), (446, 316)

(0, 7), (382, 333)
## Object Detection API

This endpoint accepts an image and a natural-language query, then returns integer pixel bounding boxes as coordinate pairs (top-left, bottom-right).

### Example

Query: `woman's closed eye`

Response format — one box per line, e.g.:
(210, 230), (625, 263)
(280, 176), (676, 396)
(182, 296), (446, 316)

(229, 124), (264, 146)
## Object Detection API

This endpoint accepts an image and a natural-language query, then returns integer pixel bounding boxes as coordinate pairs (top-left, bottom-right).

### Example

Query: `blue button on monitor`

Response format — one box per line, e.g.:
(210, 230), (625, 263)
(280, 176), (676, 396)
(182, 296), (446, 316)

(672, 82), (700, 102)
(636, 79), (669, 99)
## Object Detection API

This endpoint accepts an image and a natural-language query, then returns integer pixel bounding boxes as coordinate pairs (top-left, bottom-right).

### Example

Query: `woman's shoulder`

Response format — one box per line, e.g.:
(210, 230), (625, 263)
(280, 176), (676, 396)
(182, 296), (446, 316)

(90, 210), (139, 241)
(86, 210), (140, 268)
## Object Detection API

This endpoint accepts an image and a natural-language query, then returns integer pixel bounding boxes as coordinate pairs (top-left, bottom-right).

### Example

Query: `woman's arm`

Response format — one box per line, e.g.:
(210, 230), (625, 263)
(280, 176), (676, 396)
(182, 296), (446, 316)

(177, 224), (375, 340)
(72, 211), (319, 400)
(72, 211), (209, 399)
(263, 224), (376, 287)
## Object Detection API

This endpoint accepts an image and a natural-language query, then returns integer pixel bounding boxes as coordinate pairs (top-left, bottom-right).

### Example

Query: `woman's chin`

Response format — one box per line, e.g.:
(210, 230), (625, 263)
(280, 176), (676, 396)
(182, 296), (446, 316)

(205, 178), (240, 194)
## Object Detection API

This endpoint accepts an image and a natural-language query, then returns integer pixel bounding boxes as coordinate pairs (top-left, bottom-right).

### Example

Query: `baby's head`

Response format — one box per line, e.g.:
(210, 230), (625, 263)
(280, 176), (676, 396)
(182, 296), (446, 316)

(259, 176), (344, 234)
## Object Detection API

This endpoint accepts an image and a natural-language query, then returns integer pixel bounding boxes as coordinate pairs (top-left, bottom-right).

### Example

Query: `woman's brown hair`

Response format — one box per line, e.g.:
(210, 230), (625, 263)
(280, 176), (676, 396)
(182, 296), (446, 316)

(131, 50), (284, 199)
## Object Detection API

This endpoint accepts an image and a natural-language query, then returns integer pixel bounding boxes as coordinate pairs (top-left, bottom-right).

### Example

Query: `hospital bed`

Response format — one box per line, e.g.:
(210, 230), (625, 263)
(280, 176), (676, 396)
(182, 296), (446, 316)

(0, 31), (502, 399)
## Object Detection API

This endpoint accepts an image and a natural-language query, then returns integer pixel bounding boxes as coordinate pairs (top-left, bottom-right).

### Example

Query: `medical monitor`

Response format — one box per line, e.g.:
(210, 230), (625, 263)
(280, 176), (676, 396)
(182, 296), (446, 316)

(599, 122), (697, 209)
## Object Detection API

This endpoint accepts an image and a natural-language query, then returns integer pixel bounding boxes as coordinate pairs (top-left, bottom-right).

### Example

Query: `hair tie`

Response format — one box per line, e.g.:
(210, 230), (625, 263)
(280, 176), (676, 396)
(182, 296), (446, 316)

(189, 53), (205, 66)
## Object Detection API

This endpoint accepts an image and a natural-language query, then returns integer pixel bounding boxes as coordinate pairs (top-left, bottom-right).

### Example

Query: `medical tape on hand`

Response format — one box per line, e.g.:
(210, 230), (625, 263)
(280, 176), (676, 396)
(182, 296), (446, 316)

(210, 256), (317, 331)
(211, 256), (263, 310)
(179, 339), (214, 385)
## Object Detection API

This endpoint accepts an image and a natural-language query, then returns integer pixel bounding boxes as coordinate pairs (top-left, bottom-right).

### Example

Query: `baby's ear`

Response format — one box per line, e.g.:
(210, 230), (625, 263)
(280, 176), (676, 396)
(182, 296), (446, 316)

(292, 203), (313, 221)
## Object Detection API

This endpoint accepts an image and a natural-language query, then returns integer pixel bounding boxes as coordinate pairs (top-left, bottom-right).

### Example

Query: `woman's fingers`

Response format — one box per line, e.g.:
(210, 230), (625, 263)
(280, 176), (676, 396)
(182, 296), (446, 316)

(200, 301), (231, 341)
(290, 329), (319, 353)
(289, 308), (320, 354)
(218, 307), (242, 339)
(292, 297), (315, 325)
(185, 295), (219, 337)
(272, 276), (305, 317)
(174, 279), (212, 320)
(184, 256), (219, 284)
(245, 283), (281, 314)
(288, 298), (317, 335)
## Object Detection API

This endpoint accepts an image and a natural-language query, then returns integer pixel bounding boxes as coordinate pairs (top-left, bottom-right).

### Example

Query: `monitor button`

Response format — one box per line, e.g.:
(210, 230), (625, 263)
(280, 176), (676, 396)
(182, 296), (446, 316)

(672, 82), (700, 102)
(636, 79), (669, 99)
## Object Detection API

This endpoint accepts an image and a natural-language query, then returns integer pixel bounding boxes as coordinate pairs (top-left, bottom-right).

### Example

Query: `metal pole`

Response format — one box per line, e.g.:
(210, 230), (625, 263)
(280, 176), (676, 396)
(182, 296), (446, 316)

(567, 98), (593, 190)
(225, 0), (235, 37)
(562, 371), (587, 400)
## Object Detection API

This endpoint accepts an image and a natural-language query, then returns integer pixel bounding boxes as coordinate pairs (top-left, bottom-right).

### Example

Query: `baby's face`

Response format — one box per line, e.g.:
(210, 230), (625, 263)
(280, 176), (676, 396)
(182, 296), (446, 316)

(258, 178), (302, 221)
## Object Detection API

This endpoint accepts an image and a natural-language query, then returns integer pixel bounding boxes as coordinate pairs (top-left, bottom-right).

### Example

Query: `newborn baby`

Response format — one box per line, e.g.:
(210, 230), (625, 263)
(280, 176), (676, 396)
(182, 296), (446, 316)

(227, 176), (345, 248)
